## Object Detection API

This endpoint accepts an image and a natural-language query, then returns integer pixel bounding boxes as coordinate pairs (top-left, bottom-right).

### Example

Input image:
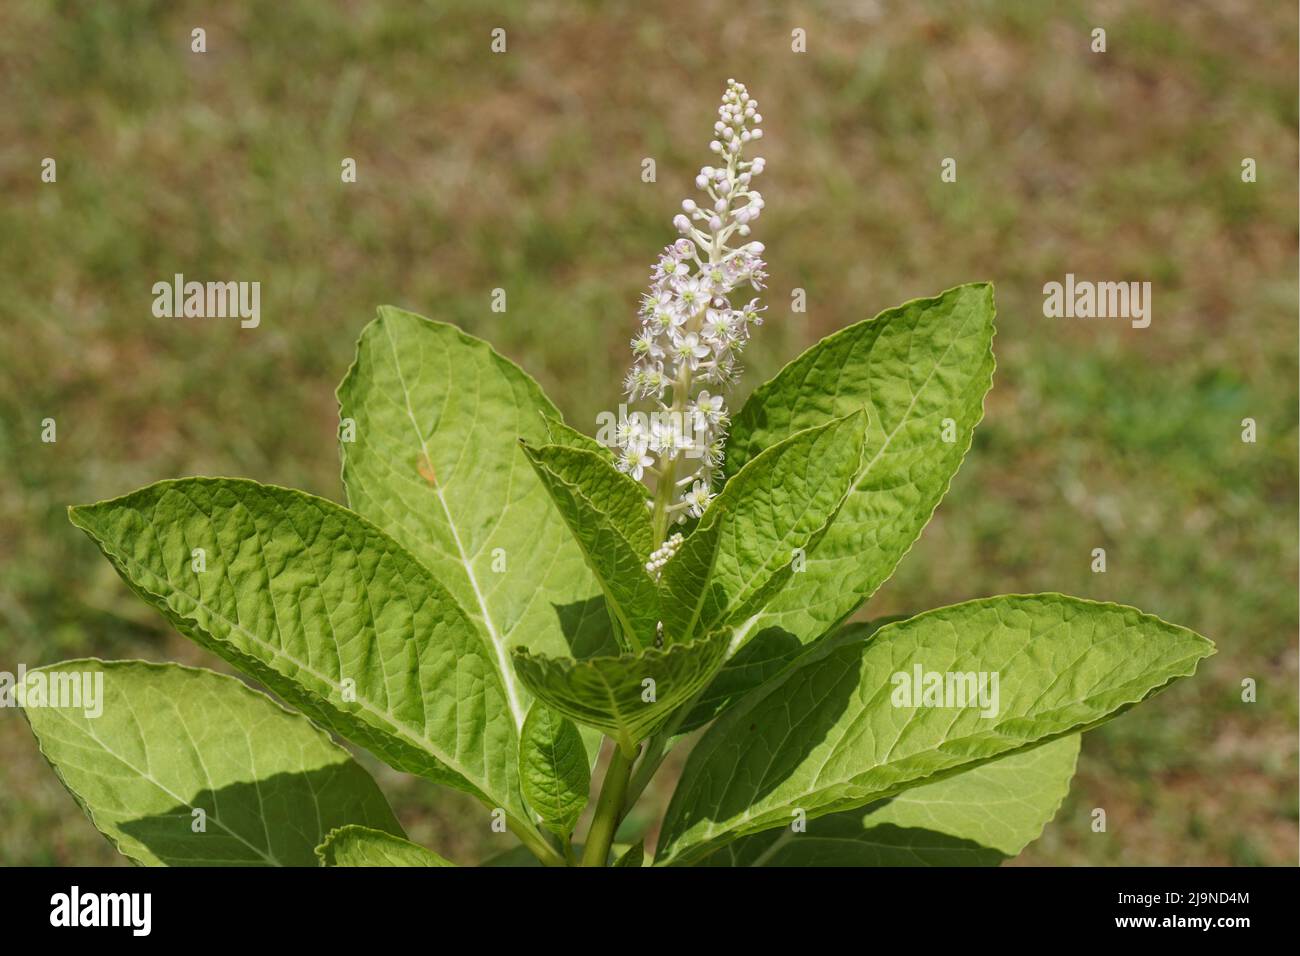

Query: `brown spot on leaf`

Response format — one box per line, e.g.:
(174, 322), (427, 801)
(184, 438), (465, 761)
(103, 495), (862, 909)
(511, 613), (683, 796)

(417, 453), (437, 486)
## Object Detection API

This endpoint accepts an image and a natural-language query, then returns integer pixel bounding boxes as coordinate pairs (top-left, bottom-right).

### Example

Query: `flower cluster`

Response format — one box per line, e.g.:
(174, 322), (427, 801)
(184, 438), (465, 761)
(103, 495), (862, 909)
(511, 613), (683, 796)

(615, 79), (768, 522)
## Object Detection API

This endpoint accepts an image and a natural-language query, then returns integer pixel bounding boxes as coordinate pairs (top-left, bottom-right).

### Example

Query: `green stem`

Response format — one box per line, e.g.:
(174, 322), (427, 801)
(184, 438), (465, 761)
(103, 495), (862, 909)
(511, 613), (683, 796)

(623, 672), (714, 812)
(624, 732), (669, 811)
(651, 452), (677, 547)
(580, 742), (637, 867)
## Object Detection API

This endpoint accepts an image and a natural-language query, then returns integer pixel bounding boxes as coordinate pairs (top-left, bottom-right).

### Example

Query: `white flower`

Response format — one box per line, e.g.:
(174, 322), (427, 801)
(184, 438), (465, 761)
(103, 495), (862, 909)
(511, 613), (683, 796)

(684, 480), (712, 518)
(631, 330), (663, 360)
(670, 331), (711, 370)
(615, 416), (648, 448)
(649, 418), (683, 457)
(694, 390), (726, 424)
(622, 366), (642, 397)
(701, 262), (732, 295)
(648, 302), (678, 333)
(701, 309), (726, 336)
(617, 440), (654, 481)
(639, 363), (670, 400)
(652, 255), (689, 284)
(675, 277), (707, 315)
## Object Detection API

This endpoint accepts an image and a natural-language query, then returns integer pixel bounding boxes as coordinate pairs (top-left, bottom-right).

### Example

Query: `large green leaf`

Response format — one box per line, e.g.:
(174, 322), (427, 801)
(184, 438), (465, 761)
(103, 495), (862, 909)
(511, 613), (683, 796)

(520, 442), (660, 650)
(512, 637), (729, 755)
(337, 306), (615, 731)
(698, 736), (1079, 866)
(68, 477), (528, 824)
(317, 826), (455, 866)
(660, 410), (867, 645)
(721, 283), (996, 655)
(658, 594), (1212, 865)
(519, 703), (590, 835)
(21, 660), (401, 866)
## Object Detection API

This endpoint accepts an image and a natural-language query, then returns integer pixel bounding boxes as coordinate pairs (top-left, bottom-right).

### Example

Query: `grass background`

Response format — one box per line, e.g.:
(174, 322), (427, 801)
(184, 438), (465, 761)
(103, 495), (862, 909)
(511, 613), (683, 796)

(0, 0), (1295, 866)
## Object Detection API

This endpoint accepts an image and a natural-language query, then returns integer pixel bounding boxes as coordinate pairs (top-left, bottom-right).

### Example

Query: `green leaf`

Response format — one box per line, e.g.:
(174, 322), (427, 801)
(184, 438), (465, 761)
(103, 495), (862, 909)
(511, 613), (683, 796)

(541, 414), (616, 460)
(317, 826), (455, 866)
(698, 736), (1079, 866)
(658, 594), (1213, 865)
(675, 617), (907, 735)
(520, 442), (660, 650)
(519, 704), (591, 835)
(674, 630), (802, 733)
(21, 660), (401, 866)
(613, 840), (645, 867)
(854, 734), (1080, 859)
(721, 283), (996, 654)
(68, 477), (528, 824)
(660, 409), (867, 644)
(337, 306), (617, 732)
(512, 637), (729, 756)
(655, 507), (724, 647)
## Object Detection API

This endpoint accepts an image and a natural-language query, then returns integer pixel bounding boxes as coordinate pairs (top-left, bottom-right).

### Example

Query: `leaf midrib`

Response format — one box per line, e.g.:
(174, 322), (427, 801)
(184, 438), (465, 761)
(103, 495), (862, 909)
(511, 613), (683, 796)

(380, 319), (528, 731)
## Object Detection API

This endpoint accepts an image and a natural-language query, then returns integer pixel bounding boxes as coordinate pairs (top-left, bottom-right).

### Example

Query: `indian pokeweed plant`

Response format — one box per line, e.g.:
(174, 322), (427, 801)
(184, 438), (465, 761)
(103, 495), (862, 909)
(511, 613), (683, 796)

(22, 80), (1214, 868)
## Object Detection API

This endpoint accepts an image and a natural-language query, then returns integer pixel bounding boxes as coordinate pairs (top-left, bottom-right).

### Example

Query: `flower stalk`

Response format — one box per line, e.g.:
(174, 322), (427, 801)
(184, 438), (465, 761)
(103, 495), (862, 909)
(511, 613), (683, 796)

(616, 78), (769, 546)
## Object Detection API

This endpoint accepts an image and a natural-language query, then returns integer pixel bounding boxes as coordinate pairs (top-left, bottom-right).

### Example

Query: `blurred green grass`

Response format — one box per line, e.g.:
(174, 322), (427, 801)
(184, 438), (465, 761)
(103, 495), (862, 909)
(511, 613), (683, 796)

(0, 0), (1295, 866)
